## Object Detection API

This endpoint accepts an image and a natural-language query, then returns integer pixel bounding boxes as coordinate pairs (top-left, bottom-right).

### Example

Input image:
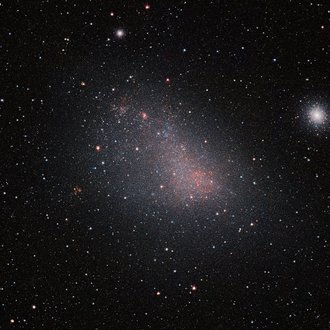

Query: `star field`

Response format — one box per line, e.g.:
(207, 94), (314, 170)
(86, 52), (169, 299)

(1, 1), (330, 329)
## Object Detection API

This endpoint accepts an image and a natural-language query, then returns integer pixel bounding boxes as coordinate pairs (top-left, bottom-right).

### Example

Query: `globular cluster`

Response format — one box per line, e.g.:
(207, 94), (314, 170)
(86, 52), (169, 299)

(1, 1), (329, 329)
(114, 28), (126, 39)
(308, 104), (327, 125)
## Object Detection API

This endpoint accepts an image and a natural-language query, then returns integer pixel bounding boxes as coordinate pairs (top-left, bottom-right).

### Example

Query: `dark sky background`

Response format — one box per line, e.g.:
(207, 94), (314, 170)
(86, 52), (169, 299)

(1, 1), (329, 329)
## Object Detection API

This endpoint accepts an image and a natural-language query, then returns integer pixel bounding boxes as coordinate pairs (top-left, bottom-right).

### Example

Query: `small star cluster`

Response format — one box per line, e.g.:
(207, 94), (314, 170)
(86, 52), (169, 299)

(1, 1), (329, 329)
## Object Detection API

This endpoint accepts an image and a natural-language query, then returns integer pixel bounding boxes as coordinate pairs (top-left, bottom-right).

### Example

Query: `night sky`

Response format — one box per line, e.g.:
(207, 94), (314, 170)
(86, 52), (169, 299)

(1, 1), (330, 329)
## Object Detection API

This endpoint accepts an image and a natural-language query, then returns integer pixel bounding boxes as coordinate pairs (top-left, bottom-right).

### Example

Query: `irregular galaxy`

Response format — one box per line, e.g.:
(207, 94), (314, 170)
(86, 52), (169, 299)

(98, 91), (228, 211)
(2, 1), (329, 329)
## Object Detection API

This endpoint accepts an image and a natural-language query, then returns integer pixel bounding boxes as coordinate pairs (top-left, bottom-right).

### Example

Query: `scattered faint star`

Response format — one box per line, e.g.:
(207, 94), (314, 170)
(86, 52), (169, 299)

(73, 185), (83, 195)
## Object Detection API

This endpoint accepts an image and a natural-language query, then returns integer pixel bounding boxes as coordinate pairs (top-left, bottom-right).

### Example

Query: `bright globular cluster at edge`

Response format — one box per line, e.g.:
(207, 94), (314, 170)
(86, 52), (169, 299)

(308, 105), (327, 125)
